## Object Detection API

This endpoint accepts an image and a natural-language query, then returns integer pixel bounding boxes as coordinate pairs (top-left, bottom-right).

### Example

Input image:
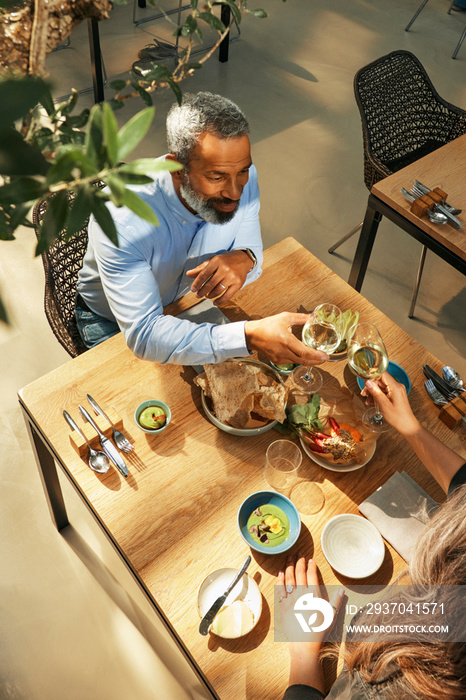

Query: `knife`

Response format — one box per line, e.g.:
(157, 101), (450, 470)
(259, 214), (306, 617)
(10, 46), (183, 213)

(414, 180), (462, 215)
(433, 203), (462, 230)
(423, 366), (466, 406)
(199, 555), (251, 636)
(79, 405), (129, 477)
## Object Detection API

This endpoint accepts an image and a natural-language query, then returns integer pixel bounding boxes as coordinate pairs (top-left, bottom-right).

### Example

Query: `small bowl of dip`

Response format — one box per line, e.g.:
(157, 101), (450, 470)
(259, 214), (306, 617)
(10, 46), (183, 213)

(134, 400), (171, 434)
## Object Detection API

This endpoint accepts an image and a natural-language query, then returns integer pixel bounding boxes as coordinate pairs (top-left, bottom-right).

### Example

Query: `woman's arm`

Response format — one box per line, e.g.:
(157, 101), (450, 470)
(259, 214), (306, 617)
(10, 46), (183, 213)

(362, 373), (465, 494)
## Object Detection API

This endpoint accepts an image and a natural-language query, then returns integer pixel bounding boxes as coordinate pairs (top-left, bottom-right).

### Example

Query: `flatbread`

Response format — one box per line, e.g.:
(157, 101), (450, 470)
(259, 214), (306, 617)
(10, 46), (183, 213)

(194, 359), (288, 429)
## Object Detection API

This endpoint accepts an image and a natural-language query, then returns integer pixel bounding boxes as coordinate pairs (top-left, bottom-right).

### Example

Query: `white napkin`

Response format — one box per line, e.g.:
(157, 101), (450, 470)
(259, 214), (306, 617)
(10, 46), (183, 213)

(358, 471), (439, 562)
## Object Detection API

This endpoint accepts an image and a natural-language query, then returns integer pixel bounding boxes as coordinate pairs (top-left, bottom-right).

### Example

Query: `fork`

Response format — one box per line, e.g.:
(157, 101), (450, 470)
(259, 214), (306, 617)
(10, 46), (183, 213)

(86, 394), (134, 452)
(410, 185), (463, 229)
(424, 379), (448, 406)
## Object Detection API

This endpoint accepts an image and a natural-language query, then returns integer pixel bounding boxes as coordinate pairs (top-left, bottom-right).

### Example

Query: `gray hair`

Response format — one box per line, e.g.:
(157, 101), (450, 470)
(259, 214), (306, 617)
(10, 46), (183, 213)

(166, 91), (250, 166)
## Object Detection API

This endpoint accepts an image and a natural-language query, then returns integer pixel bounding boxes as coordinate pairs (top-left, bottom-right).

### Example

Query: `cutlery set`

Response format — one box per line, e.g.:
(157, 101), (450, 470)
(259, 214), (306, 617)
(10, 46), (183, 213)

(400, 180), (462, 230)
(423, 364), (466, 420)
(63, 395), (133, 477)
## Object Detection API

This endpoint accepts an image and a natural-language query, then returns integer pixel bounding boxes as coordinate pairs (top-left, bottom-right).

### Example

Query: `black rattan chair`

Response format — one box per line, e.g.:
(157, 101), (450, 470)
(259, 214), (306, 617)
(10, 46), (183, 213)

(32, 185), (105, 358)
(329, 49), (466, 316)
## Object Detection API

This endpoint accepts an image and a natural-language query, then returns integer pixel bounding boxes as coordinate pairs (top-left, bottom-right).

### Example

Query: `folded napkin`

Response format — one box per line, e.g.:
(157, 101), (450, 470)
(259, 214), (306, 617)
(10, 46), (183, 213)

(358, 471), (439, 562)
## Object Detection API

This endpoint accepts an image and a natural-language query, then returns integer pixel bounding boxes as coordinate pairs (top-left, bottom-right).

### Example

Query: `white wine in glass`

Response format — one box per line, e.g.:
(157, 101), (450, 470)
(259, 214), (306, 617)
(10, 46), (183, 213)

(292, 303), (342, 394)
(347, 322), (391, 432)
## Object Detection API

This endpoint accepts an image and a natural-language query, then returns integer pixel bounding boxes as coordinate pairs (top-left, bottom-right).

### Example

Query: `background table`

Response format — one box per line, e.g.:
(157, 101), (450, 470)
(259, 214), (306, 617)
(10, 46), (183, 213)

(348, 133), (466, 292)
(19, 238), (464, 699)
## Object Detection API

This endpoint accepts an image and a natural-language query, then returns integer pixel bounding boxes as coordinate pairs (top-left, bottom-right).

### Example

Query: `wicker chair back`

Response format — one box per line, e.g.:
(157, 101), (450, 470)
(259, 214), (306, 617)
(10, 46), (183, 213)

(354, 50), (466, 191)
(32, 184), (104, 358)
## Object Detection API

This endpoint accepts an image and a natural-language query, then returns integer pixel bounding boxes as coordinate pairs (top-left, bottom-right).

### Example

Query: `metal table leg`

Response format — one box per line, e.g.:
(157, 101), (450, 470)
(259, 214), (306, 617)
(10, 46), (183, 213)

(21, 407), (69, 531)
(88, 19), (105, 104)
(348, 196), (383, 291)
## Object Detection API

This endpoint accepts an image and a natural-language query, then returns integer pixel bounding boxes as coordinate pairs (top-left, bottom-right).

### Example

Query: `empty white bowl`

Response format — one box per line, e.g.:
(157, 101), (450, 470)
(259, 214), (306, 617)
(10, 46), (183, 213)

(321, 514), (385, 578)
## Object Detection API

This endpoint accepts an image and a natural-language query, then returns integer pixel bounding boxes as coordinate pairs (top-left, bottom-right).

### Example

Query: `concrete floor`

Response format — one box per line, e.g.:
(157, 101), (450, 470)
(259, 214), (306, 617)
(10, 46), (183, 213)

(1, 0), (465, 697)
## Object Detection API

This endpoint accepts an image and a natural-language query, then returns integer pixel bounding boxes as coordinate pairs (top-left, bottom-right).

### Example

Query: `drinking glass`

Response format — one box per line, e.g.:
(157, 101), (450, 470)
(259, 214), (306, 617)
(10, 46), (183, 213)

(264, 440), (302, 494)
(347, 322), (391, 433)
(291, 303), (343, 394)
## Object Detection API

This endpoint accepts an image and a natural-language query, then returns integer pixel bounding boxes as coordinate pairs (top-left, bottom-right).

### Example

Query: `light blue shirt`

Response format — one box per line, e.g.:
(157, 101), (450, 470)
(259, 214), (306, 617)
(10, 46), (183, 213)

(77, 163), (263, 365)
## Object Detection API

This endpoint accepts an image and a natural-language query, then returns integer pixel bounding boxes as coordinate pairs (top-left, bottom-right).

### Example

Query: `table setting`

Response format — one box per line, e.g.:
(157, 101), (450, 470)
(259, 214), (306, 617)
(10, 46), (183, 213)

(18, 238), (463, 700)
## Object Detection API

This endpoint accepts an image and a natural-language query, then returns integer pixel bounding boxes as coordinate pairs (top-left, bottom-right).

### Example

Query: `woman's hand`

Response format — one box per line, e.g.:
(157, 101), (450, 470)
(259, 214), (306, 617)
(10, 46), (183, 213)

(277, 554), (344, 692)
(361, 372), (419, 437)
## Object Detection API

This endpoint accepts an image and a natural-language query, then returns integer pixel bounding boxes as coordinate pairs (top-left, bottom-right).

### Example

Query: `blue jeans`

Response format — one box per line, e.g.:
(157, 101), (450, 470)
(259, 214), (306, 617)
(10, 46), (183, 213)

(75, 295), (120, 349)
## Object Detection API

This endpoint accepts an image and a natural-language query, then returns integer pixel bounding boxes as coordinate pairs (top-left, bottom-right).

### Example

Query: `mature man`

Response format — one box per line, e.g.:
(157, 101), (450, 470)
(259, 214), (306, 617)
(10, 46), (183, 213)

(76, 91), (327, 368)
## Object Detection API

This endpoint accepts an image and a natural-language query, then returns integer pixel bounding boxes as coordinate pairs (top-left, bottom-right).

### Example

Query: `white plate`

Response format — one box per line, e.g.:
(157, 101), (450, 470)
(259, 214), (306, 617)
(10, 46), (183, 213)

(197, 568), (262, 638)
(321, 514), (385, 578)
(300, 436), (376, 473)
(200, 359), (283, 436)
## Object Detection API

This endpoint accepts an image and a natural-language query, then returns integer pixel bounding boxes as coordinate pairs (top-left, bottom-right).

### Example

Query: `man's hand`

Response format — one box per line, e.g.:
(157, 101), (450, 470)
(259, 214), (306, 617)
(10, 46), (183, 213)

(244, 312), (329, 365)
(186, 250), (252, 306)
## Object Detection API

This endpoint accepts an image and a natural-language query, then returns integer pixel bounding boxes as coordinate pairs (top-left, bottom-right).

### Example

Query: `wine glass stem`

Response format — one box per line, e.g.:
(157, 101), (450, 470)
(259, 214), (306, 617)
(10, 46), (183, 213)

(373, 402), (383, 423)
(303, 368), (313, 382)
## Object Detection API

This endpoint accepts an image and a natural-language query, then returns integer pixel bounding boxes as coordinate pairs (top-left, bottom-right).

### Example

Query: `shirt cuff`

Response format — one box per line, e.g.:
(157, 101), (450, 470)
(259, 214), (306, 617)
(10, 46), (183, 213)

(212, 320), (252, 361)
(448, 462), (466, 496)
(281, 684), (325, 700)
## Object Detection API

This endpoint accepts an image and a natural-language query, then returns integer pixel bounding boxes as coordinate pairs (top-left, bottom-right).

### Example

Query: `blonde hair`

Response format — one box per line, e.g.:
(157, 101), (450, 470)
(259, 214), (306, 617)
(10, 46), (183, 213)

(331, 486), (466, 699)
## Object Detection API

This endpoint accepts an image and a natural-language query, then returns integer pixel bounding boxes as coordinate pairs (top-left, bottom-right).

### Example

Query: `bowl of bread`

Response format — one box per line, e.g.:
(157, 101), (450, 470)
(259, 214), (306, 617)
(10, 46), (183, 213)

(194, 358), (288, 436)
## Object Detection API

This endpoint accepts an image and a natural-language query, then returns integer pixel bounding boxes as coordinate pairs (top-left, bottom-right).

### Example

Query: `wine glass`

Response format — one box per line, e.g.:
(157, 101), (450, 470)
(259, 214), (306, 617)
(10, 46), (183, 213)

(347, 322), (391, 433)
(291, 303), (343, 394)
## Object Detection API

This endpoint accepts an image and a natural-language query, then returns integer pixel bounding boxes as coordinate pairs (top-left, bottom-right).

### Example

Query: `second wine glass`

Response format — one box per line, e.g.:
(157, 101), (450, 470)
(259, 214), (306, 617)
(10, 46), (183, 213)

(347, 322), (391, 432)
(291, 303), (343, 394)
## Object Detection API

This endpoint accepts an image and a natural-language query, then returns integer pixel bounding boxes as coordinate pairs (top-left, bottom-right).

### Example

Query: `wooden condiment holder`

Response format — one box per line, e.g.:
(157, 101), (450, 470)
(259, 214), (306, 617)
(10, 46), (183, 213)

(68, 407), (124, 456)
(438, 395), (466, 429)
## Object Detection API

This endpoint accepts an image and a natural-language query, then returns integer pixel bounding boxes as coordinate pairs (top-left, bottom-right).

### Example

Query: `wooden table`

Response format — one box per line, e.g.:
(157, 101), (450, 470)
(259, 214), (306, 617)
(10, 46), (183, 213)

(348, 133), (466, 300)
(19, 238), (464, 699)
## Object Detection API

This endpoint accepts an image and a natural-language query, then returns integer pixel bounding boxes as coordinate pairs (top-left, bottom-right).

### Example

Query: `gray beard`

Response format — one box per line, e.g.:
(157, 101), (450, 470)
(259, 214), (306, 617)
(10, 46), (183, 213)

(179, 176), (238, 225)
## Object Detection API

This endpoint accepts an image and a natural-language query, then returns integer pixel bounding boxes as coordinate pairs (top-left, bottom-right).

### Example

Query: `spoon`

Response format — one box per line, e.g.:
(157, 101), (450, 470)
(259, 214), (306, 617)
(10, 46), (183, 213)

(63, 410), (110, 474)
(442, 366), (464, 392)
(427, 209), (447, 225)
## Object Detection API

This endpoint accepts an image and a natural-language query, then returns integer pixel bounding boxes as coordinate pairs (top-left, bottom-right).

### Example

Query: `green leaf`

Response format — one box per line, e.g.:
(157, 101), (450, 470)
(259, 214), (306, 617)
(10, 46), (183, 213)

(216, 0), (242, 24)
(247, 7), (268, 17)
(108, 98), (125, 112)
(90, 192), (119, 247)
(117, 172), (154, 185)
(39, 85), (55, 117)
(65, 109), (90, 129)
(167, 78), (182, 106)
(52, 145), (98, 177)
(36, 191), (69, 255)
(116, 107), (155, 161)
(119, 158), (182, 175)
(9, 202), (34, 230)
(84, 104), (105, 168)
(106, 173), (126, 206)
(0, 77), (52, 127)
(45, 152), (78, 185)
(130, 81), (153, 106)
(0, 130), (50, 176)
(102, 101), (119, 166)
(110, 79), (127, 91)
(0, 177), (46, 206)
(131, 63), (172, 82)
(58, 88), (79, 117)
(121, 188), (159, 226)
(197, 11), (226, 31)
(190, 0), (198, 8)
(66, 187), (93, 238)
(181, 15), (199, 37)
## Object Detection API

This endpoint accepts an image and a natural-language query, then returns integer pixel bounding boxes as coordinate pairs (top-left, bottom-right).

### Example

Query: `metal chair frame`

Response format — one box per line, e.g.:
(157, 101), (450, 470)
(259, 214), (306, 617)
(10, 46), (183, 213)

(329, 50), (466, 317)
(405, 0), (466, 59)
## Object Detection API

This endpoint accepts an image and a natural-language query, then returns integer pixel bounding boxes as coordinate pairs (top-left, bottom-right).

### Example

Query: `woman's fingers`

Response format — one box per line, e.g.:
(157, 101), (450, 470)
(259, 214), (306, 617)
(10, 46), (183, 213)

(285, 554), (297, 592)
